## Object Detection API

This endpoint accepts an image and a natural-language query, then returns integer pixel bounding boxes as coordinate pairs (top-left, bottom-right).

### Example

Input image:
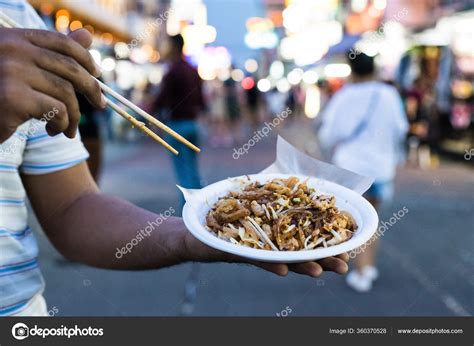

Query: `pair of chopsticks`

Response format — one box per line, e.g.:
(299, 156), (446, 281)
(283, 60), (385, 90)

(0, 11), (200, 155)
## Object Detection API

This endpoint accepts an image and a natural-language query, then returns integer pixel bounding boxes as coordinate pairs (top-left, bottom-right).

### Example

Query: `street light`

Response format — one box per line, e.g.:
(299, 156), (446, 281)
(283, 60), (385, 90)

(257, 78), (271, 92)
(245, 59), (259, 73)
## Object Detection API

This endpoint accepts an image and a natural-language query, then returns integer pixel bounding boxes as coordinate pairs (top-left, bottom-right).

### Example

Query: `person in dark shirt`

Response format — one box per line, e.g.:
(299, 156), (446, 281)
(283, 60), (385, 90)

(153, 34), (205, 203)
(224, 76), (242, 143)
(154, 35), (205, 121)
(245, 81), (261, 131)
(78, 93), (102, 182)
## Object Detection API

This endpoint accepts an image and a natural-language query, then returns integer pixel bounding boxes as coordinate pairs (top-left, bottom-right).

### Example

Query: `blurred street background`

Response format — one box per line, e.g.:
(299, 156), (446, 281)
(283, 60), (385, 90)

(35, 126), (473, 316)
(25, 0), (473, 316)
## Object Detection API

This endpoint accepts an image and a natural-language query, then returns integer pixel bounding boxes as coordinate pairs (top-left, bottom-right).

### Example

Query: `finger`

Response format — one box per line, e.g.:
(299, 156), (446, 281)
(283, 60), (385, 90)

(193, 241), (290, 277)
(288, 262), (323, 277)
(0, 80), (31, 123)
(25, 29), (101, 77)
(67, 28), (93, 49)
(0, 82), (68, 139)
(33, 46), (104, 109)
(27, 89), (68, 136)
(337, 253), (349, 263)
(317, 257), (349, 274)
(26, 67), (79, 138)
(248, 261), (288, 277)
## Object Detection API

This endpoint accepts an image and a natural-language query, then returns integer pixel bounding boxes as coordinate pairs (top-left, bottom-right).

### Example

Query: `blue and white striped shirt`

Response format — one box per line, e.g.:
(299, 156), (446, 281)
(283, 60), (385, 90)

(0, 1), (89, 316)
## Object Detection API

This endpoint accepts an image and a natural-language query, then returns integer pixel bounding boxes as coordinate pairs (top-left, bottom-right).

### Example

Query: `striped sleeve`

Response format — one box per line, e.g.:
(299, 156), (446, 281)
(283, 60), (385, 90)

(0, 0), (47, 29)
(20, 120), (89, 175)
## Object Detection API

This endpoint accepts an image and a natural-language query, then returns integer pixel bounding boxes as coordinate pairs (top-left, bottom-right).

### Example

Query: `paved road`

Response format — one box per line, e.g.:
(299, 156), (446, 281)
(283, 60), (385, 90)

(35, 122), (474, 316)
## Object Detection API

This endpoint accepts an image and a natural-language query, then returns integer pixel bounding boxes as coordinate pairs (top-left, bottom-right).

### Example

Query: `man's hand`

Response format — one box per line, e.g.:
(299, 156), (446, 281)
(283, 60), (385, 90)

(0, 28), (105, 143)
(23, 162), (348, 278)
(183, 232), (349, 278)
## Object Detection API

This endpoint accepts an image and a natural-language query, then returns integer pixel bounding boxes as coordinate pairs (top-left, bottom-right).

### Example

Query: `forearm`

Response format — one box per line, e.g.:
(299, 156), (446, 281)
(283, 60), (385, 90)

(25, 164), (348, 278)
(44, 192), (190, 270)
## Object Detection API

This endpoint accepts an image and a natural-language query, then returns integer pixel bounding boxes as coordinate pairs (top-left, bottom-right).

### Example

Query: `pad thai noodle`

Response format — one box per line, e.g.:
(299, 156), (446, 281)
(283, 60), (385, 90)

(205, 177), (357, 251)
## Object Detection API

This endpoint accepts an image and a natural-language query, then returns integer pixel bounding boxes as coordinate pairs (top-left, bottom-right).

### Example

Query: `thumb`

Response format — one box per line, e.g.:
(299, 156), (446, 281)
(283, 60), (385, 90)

(68, 28), (93, 49)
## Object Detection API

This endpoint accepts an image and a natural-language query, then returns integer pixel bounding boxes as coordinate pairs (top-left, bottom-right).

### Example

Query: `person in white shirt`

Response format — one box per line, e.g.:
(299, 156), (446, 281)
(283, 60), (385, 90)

(319, 52), (408, 292)
(0, 1), (349, 316)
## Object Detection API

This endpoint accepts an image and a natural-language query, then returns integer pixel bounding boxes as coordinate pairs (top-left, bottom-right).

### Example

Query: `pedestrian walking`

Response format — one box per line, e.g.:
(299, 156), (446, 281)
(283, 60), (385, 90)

(151, 34), (206, 203)
(318, 52), (409, 292)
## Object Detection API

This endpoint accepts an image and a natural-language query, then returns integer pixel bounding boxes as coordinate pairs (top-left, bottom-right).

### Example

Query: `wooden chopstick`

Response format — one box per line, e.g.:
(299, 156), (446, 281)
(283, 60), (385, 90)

(105, 99), (178, 155)
(0, 11), (199, 155)
(96, 79), (201, 153)
(0, 18), (9, 28)
(0, 12), (179, 154)
(0, 11), (20, 28)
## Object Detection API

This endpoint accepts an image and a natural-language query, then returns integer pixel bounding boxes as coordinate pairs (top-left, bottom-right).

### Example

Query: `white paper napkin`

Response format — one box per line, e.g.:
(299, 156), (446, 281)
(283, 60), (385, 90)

(179, 136), (374, 202)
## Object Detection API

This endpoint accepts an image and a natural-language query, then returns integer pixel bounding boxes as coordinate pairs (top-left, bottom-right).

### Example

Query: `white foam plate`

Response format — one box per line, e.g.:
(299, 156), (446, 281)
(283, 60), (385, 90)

(182, 173), (378, 263)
